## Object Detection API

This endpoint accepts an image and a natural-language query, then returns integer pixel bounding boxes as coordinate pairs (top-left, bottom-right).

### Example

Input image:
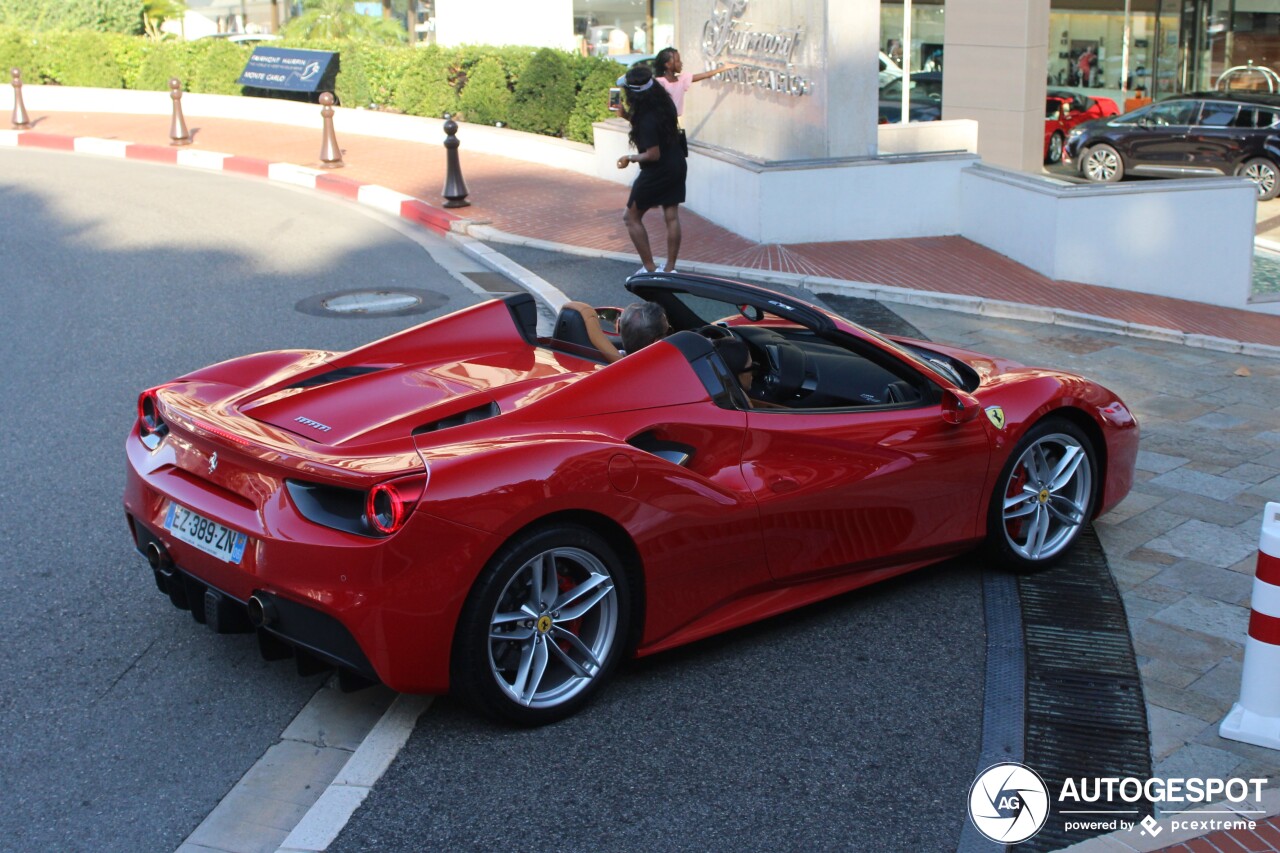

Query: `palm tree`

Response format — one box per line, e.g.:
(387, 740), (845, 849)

(283, 0), (406, 43)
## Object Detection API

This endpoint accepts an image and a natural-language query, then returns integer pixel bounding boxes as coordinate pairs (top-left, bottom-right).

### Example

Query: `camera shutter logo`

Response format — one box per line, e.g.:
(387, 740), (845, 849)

(968, 763), (1050, 844)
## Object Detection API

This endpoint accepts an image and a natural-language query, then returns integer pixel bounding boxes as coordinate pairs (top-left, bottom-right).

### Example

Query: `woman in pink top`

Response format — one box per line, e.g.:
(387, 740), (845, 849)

(653, 48), (736, 117)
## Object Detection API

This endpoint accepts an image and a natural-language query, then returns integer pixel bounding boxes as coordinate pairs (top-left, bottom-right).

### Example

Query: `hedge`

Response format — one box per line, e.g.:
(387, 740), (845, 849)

(3, 28), (625, 143)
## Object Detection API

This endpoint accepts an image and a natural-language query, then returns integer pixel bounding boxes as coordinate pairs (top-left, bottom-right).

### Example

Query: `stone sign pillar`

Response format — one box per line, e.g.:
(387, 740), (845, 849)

(680, 0), (879, 162)
(942, 0), (1049, 171)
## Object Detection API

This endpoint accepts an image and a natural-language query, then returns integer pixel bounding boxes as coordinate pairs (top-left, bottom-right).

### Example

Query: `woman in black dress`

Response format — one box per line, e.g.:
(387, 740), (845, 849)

(616, 65), (687, 274)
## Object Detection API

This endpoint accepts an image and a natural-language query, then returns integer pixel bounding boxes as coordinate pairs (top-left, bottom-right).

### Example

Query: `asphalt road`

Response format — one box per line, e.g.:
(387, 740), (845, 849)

(0, 147), (481, 852)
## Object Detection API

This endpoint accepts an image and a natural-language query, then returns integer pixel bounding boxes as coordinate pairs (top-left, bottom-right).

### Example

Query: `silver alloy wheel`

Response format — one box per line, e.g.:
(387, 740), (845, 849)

(1084, 146), (1120, 182)
(486, 546), (618, 709)
(1000, 432), (1092, 562)
(1048, 133), (1064, 164)
(1244, 160), (1277, 198)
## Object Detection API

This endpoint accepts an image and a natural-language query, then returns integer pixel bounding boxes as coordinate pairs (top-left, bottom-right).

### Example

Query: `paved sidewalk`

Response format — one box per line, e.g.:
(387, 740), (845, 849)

(9, 108), (1280, 351)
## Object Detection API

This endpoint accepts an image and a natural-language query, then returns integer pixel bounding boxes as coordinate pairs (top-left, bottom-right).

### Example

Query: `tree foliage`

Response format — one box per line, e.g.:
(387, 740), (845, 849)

(283, 0), (405, 45)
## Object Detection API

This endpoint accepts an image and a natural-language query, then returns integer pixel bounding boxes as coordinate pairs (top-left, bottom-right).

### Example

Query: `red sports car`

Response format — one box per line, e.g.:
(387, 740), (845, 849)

(124, 275), (1138, 724)
(1045, 90), (1121, 164)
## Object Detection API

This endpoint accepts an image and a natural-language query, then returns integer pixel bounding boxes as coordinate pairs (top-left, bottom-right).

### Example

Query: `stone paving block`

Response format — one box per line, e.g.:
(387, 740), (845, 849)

(1146, 519), (1260, 568)
(1223, 463), (1280, 485)
(1256, 431), (1280, 445)
(1146, 680), (1234, 724)
(1126, 596), (1167, 629)
(1110, 558), (1166, 590)
(1099, 521), (1169, 557)
(1149, 704), (1215, 761)
(1138, 450), (1191, 474)
(1255, 449), (1280, 469)
(1228, 553), (1261, 575)
(1140, 397), (1218, 422)
(1183, 461), (1232, 475)
(1155, 493), (1260, 527)
(1149, 562), (1254, 607)
(1194, 727), (1280, 772)
(1132, 581), (1190, 605)
(1187, 412), (1249, 431)
(1153, 742), (1244, 780)
(1246, 474), (1280, 502)
(1151, 595), (1250, 644)
(1189, 658), (1245, 709)
(1217, 403), (1280, 423)
(1237, 492), (1274, 510)
(1121, 508), (1196, 541)
(1132, 620), (1239, 671)
(1125, 548), (1182, 567)
(1139, 656), (1209, 690)
(1147, 469), (1251, 502)
(1099, 491), (1168, 524)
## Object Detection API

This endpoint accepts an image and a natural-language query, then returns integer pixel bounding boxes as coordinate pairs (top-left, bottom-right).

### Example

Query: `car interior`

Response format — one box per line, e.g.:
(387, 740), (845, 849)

(540, 293), (980, 412)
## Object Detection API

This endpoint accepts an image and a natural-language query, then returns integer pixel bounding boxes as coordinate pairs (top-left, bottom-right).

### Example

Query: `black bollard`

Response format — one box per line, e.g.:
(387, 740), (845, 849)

(11, 67), (31, 130)
(318, 92), (343, 169)
(442, 116), (470, 208)
(168, 78), (192, 146)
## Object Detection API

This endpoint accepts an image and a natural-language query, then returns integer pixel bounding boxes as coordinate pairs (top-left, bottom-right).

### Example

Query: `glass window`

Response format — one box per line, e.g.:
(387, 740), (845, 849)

(1146, 100), (1197, 126)
(1258, 109), (1280, 129)
(1196, 101), (1239, 127)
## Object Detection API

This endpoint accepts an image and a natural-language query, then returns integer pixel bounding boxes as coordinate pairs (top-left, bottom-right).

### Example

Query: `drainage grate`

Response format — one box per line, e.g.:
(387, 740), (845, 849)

(1016, 525), (1153, 852)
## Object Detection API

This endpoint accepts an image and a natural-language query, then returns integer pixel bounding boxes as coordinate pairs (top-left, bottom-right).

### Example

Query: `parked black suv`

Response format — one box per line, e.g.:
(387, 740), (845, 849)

(1063, 92), (1280, 200)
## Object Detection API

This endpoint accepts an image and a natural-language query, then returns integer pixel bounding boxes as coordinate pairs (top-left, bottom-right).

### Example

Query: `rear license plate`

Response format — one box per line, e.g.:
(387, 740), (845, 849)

(164, 503), (248, 564)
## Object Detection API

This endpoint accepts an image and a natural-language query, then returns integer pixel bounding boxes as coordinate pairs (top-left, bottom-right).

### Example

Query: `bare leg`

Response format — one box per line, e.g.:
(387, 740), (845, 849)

(661, 205), (681, 272)
(623, 204), (655, 272)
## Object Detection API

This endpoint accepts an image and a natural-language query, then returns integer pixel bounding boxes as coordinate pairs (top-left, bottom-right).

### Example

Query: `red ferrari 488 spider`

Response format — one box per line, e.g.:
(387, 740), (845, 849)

(124, 274), (1138, 724)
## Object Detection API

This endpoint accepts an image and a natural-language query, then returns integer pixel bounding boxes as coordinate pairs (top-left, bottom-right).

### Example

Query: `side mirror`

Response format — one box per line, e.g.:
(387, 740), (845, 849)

(941, 389), (981, 425)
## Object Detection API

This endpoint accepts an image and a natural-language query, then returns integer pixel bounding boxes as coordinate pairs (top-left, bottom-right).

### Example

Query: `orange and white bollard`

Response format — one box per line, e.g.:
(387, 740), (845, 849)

(1220, 501), (1280, 751)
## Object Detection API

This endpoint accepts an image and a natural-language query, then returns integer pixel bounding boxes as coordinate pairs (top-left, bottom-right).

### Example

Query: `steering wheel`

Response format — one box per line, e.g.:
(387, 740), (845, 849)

(759, 340), (808, 403)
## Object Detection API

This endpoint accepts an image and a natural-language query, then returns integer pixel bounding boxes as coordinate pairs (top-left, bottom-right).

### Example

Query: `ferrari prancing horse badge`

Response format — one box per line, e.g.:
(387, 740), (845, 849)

(985, 406), (1006, 429)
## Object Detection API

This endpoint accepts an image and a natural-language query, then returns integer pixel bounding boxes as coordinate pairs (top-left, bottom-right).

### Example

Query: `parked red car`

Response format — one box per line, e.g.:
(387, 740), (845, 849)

(1046, 90), (1121, 164)
(124, 274), (1138, 724)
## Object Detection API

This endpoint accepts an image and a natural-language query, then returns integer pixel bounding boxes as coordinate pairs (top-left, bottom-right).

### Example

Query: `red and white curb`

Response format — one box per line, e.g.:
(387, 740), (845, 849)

(0, 128), (461, 236)
(1220, 501), (1280, 751)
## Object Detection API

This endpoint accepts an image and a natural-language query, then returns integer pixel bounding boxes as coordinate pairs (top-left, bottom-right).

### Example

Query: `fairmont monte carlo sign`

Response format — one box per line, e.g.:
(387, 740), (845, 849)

(701, 0), (812, 96)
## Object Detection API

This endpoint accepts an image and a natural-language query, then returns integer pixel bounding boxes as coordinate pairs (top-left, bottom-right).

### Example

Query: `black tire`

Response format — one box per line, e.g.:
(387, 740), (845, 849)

(1241, 158), (1280, 201)
(1046, 131), (1065, 165)
(1081, 143), (1124, 183)
(985, 418), (1098, 573)
(451, 524), (631, 725)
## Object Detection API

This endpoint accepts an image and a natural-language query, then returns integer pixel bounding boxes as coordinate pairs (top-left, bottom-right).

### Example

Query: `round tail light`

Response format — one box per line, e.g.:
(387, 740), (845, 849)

(366, 482), (406, 535)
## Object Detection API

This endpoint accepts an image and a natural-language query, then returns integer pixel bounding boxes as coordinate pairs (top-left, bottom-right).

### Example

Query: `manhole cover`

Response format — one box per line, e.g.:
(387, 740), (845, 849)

(296, 287), (449, 318)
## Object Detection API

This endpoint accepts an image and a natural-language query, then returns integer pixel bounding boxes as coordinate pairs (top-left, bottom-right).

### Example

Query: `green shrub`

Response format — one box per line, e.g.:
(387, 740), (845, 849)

(508, 47), (574, 136)
(134, 39), (183, 90)
(361, 44), (414, 108)
(188, 38), (247, 95)
(103, 30), (149, 88)
(0, 0), (143, 34)
(46, 29), (124, 87)
(457, 56), (510, 125)
(0, 24), (38, 77)
(566, 60), (621, 144)
(393, 44), (457, 118)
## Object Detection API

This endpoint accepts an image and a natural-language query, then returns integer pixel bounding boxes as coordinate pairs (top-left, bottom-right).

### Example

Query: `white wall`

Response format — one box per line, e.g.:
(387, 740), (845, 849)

(960, 164), (1260, 311)
(434, 0), (575, 50)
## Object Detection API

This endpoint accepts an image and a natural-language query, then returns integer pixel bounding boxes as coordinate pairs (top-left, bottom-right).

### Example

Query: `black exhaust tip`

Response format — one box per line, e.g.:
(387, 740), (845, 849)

(247, 594), (278, 628)
(145, 541), (171, 572)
